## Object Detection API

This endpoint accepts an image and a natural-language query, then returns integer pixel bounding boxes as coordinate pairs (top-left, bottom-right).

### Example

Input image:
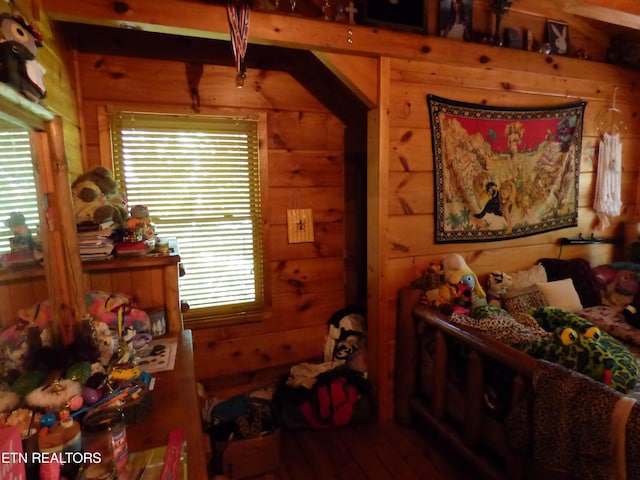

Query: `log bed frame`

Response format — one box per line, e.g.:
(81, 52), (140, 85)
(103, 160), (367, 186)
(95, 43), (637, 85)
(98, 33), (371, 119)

(394, 288), (541, 480)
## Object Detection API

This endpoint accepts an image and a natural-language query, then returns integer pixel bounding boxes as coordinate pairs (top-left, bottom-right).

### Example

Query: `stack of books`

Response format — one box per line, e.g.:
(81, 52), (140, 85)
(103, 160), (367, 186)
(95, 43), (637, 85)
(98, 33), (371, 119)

(77, 220), (116, 261)
(115, 239), (154, 257)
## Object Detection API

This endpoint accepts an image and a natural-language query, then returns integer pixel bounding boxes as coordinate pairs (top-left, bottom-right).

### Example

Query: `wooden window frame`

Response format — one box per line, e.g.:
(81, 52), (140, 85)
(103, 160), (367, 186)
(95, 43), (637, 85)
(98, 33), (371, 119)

(97, 105), (272, 327)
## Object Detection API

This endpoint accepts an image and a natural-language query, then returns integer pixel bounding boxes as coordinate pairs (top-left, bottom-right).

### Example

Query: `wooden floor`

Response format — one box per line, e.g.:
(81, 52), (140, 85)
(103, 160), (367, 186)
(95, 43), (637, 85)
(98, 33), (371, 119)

(204, 372), (479, 480)
(222, 420), (478, 480)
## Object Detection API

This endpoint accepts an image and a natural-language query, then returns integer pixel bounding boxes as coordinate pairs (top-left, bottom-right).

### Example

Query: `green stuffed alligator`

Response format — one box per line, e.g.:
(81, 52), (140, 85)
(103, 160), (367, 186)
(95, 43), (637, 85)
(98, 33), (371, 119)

(516, 306), (639, 394)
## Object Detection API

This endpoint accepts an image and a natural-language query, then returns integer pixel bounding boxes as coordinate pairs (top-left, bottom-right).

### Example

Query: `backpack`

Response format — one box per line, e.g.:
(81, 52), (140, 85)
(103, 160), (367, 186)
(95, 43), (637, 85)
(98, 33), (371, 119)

(274, 367), (375, 429)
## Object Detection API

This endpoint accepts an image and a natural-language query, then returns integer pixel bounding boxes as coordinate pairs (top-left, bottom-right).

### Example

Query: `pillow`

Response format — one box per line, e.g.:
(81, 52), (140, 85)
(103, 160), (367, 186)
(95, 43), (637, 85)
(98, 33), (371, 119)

(536, 278), (583, 313)
(538, 258), (600, 308)
(501, 287), (548, 315)
(505, 264), (547, 293)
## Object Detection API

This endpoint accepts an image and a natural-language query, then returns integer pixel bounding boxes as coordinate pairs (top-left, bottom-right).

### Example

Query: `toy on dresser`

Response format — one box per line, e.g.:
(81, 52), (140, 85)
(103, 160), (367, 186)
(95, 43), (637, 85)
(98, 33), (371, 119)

(126, 205), (156, 240)
(0, 294), (156, 478)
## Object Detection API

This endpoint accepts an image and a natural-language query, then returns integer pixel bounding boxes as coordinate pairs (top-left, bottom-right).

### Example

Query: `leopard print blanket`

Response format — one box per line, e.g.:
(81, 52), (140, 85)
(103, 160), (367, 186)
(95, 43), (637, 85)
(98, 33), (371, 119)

(507, 359), (640, 480)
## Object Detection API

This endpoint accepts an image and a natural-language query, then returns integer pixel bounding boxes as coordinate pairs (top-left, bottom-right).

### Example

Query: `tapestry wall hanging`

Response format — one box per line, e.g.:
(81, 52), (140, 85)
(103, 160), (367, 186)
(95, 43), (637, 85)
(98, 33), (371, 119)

(428, 95), (586, 243)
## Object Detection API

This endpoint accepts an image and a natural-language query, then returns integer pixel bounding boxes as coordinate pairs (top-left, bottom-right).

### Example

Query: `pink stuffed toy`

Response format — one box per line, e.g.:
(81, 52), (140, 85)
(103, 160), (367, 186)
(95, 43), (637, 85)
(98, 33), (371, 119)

(451, 283), (473, 315)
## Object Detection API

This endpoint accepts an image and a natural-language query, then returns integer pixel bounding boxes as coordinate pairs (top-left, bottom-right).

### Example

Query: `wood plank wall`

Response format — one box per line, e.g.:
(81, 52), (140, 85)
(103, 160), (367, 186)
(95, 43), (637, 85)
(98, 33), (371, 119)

(74, 53), (347, 380)
(8, 0), (640, 419)
(378, 47), (640, 418)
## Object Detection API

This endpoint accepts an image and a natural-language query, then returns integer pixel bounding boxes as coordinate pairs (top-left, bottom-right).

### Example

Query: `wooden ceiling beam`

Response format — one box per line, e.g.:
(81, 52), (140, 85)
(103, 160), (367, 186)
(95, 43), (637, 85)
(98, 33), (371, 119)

(41, 0), (432, 60)
(41, 0), (640, 93)
(564, 1), (640, 30)
(60, 22), (369, 127)
(577, 0), (640, 17)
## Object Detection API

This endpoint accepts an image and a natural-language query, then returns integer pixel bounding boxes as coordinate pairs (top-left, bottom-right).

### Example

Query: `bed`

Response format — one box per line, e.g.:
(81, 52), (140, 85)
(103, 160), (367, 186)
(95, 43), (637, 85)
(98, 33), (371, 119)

(394, 258), (640, 480)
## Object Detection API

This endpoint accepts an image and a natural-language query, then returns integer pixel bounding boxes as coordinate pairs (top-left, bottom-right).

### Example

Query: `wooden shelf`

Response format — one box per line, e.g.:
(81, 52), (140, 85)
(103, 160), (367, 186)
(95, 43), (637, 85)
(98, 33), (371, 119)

(82, 251), (180, 272)
(0, 251), (183, 332)
(0, 264), (45, 283)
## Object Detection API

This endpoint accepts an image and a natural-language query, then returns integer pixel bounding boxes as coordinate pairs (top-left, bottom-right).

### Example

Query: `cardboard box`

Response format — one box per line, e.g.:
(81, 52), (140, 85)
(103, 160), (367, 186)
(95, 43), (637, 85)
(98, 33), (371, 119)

(215, 430), (280, 479)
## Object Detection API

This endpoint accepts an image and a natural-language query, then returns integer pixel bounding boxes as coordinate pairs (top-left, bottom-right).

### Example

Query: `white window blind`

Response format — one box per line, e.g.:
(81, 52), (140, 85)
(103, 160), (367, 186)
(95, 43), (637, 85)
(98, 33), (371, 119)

(0, 130), (38, 251)
(110, 112), (264, 321)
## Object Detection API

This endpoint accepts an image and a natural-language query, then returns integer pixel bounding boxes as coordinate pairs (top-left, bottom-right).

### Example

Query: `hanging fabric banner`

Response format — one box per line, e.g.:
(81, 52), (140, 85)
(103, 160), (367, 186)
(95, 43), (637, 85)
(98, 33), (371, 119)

(227, 0), (250, 87)
(428, 94), (586, 243)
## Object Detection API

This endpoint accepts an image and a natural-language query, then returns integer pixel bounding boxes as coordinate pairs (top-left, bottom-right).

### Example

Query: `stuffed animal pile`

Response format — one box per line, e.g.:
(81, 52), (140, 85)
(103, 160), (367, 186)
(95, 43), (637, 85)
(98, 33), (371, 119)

(413, 253), (487, 315)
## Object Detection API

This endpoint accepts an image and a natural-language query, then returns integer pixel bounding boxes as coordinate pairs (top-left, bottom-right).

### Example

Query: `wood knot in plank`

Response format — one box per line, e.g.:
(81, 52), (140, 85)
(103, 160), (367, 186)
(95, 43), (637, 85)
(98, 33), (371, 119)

(400, 130), (412, 143)
(299, 301), (312, 311)
(113, 1), (129, 13)
(479, 55), (490, 64)
(501, 82), (512, 91)
(545, 56), (553, 64)
(421, 46), (431, 54)
(399, 156), (410, 172)
(287, 279), (304, 289)
(273, 133), (284, 146)
(391, 242), (409, 252)
(399, 197), (413, 215)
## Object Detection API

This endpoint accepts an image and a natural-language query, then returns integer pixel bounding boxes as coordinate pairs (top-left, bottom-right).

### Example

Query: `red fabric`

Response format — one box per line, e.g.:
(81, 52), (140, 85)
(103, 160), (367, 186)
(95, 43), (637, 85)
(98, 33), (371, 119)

(299, 377), (358, 428)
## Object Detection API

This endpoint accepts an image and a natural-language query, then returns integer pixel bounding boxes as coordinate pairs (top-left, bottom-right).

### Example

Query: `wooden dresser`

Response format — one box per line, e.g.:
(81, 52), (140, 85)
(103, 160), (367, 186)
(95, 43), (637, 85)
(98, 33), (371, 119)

(126, 330), (208, 478)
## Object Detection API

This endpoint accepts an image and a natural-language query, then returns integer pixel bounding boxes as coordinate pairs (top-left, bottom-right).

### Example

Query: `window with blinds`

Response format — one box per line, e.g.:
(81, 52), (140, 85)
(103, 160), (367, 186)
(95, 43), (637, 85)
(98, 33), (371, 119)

(0, 130), (38, 251)
(110, 112), (264, 322)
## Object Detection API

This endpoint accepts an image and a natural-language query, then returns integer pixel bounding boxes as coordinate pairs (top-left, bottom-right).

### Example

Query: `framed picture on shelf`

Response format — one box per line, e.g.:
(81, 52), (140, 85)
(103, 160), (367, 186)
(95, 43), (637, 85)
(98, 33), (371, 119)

(439, 0), (473, 42)
(361, 0), (427, 34)
(547, 20), (569, 55)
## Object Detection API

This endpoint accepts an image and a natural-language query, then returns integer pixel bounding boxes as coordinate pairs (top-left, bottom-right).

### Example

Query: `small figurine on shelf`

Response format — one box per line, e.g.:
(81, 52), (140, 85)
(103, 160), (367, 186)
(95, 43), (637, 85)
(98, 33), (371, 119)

(2, 212), (37, 267)
(5, 211), (34, 253)
(488, 0), (514, 46)
(126, 205), (156, 240)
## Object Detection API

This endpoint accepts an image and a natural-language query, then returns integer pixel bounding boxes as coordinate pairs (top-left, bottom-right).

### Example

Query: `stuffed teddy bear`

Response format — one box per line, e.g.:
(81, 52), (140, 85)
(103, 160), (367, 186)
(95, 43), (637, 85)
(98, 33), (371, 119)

(0, 14), (46, 101)
(71, 166), (128, 227)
